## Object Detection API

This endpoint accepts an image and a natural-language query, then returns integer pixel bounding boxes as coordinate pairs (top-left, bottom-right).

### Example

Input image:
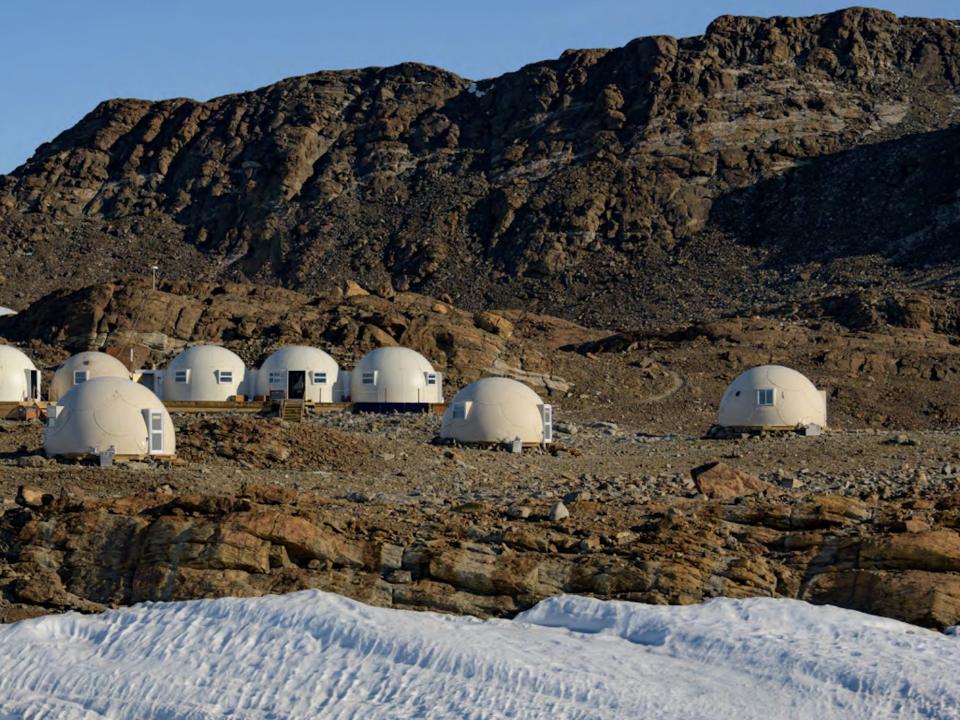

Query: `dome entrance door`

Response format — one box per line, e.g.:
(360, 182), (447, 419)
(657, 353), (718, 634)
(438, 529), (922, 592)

(27, 369), (39, 400)
(287, 371), (306, 400)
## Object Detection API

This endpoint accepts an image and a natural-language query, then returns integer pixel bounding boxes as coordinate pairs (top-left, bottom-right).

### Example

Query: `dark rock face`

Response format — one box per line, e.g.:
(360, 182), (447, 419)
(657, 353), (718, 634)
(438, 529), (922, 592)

(1, 9), (960, 324)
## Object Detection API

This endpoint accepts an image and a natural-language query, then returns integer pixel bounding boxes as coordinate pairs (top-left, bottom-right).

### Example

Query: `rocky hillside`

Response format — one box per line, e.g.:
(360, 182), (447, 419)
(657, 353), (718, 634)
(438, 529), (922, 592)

(0, 277), (583, 400)
(5, 276), (960, 431)
(2, 8), (960, 325)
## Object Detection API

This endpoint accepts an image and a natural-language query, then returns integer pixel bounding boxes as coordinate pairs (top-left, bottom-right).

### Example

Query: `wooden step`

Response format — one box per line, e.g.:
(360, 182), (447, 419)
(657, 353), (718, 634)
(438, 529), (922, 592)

(279, 400), (305, 423)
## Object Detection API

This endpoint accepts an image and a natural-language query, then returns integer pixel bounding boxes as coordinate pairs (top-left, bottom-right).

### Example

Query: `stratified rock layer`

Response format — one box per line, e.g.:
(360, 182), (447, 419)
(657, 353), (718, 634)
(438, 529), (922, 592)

(3, 484), (960, 629)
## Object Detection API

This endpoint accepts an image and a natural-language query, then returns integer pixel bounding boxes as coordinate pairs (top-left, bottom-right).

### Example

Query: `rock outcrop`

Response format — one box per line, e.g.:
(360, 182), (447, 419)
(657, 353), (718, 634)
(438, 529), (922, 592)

(0, 277), (586, 396)
(3, 484), (960, 629)
(1, 9), (959, 325)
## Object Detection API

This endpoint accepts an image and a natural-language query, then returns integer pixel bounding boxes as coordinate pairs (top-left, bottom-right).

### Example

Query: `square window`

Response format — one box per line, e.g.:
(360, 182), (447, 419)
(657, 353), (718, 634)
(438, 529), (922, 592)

(452, 402), (466, 420)
(73, 370), (88, 385)
(757, 388), (774, 406)
(174, 370), (188, 383)
(313, 372), (327, 384)
(362, 372), (375, 385)
(218, 370), (233, 384)
(268, 371), (285, 384)
(426, 373), (437, 386)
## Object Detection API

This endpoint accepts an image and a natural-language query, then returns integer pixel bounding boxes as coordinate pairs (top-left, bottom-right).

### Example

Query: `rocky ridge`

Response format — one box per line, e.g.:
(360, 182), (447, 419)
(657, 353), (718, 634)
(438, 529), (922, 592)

(3, 479), (960, 629)
(1, 8), (960, 325)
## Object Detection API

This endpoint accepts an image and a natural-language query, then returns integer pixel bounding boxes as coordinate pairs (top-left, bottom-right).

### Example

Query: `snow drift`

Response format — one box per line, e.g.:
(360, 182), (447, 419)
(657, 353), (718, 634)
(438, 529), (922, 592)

(0, 591), (957, 719)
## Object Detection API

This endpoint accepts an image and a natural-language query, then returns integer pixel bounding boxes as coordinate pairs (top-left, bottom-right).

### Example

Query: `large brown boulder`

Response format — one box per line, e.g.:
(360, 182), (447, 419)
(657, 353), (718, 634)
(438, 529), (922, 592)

(690, 462), (774, 500)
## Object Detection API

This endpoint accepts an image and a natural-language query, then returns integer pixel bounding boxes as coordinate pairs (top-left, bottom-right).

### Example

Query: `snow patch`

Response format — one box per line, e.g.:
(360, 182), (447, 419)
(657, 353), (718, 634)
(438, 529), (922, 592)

(467, 82), (488, 98)
(0, 592), (957, 719)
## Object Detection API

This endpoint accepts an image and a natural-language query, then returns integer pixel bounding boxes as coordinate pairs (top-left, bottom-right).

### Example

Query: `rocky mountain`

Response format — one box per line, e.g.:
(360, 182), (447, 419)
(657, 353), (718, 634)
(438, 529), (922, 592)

(2, 8), (960, 326)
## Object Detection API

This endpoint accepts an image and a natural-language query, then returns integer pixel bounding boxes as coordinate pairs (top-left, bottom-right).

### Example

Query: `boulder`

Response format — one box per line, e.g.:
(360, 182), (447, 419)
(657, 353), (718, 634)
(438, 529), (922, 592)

(690, 462), (773, 500)
(16, 485), (52, 509)
(342, 280), (369, 299)
(473, 311), (514, 338)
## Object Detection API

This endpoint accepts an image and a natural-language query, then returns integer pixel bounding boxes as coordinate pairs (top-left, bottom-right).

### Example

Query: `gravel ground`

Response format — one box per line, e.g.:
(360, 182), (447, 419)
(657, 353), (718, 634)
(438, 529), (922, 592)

(0, 410), (955, 513)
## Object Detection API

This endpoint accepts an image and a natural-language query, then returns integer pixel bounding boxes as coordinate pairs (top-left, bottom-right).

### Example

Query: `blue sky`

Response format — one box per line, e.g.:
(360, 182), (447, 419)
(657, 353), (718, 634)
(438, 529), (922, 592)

(2, 1), (957, 173)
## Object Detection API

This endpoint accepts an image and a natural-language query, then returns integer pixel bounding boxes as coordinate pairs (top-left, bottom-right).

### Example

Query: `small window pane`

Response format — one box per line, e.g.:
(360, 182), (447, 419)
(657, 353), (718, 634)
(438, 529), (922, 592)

(452, 403), (466, 420)
(74, 370), (88, 384)
(174, 370), (188, 383)
(426, 373), (437, 385)
(268, 371), (284, 384)
(362, 372), (375, 385)
(757, 388), (774, 406)
(313, 372), (327, 384)
(218, 370), (233, 384)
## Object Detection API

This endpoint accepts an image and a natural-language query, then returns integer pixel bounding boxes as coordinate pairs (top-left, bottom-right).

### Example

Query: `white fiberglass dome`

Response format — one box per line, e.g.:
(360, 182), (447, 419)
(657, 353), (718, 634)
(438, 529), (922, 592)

(718, 365), (827, 430)
(441, 377), (552, 445)
(50, 351), (130, 401)
(45, 377), (175, 458)
(351, 347), (442, 405)
(163, 345), (248, 402)
(0, 345), (40, 402)
(256, 346), (341, 403)
(0, 306), (17, 318)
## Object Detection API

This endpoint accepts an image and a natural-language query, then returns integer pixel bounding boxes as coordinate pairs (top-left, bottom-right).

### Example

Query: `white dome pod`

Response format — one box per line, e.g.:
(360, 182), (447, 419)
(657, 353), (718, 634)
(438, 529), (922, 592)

(0, 345), (40, 402)
(50, 351), (130, 401)
(718, 365), (827, 430)
(440, 377), (552, 445)
(45, 377), (175, 458)
(0, 306), (17, 318)
(255, 345), (342, 403)
(350, 347), (442, 407)
(163, 345), (248, 402)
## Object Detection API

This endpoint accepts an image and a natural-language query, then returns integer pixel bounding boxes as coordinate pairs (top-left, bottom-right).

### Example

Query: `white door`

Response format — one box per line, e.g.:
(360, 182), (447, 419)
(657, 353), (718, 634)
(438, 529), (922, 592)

(148, 410), (165, 454)
(541, 404), (553, 443)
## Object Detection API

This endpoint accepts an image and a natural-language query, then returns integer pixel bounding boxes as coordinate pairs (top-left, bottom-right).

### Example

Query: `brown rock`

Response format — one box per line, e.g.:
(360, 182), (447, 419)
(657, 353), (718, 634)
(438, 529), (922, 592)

(428, 548), (539, 596)
(860, 530), (960, 572)
(16, 485), (52, 509)
(690, 462), (773, 500)
(232, 511), (369, 568)
(342, 280), (369, 299)
(474, 311), (514, 338)
(805, 569), (960, 628)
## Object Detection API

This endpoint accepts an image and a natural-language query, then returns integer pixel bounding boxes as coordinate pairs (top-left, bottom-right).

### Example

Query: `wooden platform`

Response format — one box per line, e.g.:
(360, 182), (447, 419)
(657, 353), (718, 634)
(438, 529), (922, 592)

(0, 402), (48, 420)
(352, 402), (447, 415)
(162, 400), (275, 414)
(162, 400), (355, 415)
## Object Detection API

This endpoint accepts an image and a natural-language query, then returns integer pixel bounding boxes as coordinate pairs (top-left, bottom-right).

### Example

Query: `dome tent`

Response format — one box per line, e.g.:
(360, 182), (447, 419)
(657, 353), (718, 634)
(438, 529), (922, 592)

(255, 345), (344, 403)
(0, 345), (40, 402)
(718, 365), (826, 430)
(45, 377), (175, 458)
(350, 347), (442, 409)
(50, 351), (130, 401)
(162, 345), (248, 402)
(440, 377), (552, 446)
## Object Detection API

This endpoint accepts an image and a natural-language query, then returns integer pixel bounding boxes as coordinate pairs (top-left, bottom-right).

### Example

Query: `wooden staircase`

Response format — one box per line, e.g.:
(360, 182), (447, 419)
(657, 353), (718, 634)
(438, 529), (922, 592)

(279, 399), (305, 423)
